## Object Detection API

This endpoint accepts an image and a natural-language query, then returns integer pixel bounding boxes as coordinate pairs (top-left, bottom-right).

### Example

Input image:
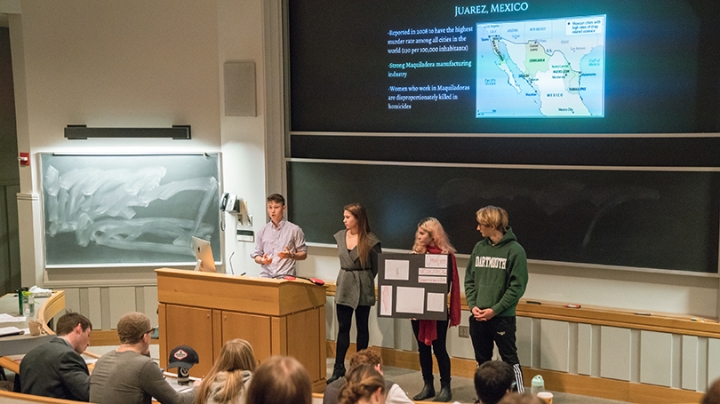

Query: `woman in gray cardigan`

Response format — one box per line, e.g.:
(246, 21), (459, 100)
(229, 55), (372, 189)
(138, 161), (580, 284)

(328, 203), (382, 384)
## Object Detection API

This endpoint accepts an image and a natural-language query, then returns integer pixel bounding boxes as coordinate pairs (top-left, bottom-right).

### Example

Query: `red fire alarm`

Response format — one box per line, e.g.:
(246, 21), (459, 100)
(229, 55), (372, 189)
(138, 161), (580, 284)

(18, 152), (30, 167)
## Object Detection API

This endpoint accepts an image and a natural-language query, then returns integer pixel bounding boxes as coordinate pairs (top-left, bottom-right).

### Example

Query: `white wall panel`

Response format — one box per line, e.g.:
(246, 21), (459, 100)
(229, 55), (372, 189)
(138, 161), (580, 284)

(516, 316), (533, 367)
(640, 330), (673, 386)
(87, 287), (102, 329)
(681, 335), (698, 390)
(540, 319), (569, 372)
(578, 323), (593, 375)
(707, 339), (720, 385)
(108, 287), (136, 329)
(142, 286), (158, 326)
(600, 326), (631, 381)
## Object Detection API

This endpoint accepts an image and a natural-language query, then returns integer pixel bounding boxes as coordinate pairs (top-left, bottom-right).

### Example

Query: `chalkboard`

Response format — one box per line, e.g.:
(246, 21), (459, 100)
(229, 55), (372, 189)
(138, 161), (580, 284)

(287, 161), (720, 273)
(41, 154), (221, 266)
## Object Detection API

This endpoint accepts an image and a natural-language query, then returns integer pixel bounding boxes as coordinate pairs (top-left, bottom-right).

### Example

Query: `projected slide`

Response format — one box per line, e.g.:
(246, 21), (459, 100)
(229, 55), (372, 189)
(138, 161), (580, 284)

(290, 0), (719, 134)
(476, 15), (605, 118)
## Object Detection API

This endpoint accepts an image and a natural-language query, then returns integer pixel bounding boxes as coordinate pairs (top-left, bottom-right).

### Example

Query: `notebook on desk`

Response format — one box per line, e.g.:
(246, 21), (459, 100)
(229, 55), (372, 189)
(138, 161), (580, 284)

(0, 327), (25, 338)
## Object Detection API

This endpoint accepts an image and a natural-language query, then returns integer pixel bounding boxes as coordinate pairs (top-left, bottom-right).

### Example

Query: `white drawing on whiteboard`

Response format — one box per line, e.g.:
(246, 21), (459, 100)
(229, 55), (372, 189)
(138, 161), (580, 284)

(44, 165), (218, 256)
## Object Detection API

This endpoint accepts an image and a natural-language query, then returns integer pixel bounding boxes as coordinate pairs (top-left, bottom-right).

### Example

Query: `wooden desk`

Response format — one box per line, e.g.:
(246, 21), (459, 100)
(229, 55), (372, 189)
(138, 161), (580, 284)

(156, 268), (327, 391)
(0, 292), (65, 357)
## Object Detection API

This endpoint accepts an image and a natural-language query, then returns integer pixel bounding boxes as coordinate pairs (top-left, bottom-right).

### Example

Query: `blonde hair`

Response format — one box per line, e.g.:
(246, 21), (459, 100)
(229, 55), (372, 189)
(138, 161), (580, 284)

(476, 205), (509, 232)
(412, 217), (456, 254)
(344, 203), (374, 268)
(338, 364), (385, 404)
(196, 339), (256, 404)
(245, 356), (311, 404)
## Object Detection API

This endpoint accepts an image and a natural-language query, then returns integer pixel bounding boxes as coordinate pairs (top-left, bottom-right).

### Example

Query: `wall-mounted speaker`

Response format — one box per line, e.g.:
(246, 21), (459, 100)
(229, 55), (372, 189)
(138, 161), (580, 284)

(224, 61), (257, 117)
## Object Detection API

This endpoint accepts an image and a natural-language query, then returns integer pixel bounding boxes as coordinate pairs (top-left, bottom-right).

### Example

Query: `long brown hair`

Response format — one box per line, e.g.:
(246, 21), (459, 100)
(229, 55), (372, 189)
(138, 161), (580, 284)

(344, 203), (373, 268)
(196, 339), (256, 404)
(412, 217), (456, 255)
(338, 364), (385, 404)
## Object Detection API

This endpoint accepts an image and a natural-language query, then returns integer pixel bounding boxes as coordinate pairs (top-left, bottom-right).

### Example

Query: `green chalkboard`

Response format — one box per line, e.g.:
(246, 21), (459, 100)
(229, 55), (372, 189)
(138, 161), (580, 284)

(288, 161), (720, 273)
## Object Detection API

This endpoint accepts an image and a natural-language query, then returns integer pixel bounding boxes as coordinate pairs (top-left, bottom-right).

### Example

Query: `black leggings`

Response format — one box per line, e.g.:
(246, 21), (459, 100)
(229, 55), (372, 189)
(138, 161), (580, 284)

(411, 319), (451, 385)
(335, 304), (370, 366)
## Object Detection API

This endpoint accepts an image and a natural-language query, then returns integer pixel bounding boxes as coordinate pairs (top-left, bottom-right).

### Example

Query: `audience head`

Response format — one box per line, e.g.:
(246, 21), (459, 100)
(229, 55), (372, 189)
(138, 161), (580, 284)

(56, 312), (92, 353)
(413, 217), (456, 254)
(338, 364), (386, 404)
(476, 205), (509, 232)
(703, 378), (720, 404)
(245, 355), (312, 404)
(474, 360), (515, 404)
(498, 393), (544, 404)
(197, 339), (257, 404)
(116, 312), (153, 354)
(349, 349), (383, 374)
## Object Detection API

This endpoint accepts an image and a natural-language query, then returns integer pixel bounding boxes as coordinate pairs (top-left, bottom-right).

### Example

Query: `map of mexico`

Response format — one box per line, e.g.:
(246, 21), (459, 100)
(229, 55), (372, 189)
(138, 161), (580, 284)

(476, 15), (606, 117)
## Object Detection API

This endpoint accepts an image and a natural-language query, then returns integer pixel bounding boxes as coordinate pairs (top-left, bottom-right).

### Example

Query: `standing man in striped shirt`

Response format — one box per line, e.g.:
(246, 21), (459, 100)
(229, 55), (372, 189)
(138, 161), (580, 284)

(251, 194), (307, 278)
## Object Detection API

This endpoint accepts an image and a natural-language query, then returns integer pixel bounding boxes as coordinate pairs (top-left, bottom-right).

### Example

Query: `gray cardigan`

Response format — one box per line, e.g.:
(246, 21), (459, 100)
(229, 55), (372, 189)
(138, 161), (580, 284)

(333, 230), (381, 309)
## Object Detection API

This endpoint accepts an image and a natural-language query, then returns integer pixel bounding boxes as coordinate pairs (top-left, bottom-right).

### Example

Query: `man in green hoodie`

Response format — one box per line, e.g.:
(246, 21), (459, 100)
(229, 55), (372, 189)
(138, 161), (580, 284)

(465, 205), (528, 393)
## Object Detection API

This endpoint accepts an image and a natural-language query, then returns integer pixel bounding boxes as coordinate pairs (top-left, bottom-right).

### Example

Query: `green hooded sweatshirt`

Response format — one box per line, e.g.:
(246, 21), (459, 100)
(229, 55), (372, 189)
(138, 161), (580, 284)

(464, 226), (528, 317)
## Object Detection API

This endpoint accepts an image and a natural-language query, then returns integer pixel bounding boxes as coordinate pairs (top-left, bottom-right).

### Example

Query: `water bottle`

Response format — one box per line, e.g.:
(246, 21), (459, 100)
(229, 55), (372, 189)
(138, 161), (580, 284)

(531, 375), (545, 395)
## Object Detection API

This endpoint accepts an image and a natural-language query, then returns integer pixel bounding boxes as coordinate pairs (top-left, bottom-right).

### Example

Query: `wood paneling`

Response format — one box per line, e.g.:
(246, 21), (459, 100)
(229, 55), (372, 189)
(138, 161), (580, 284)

(220, 311), (272, 362)
(165, 305), (213, 378)
(287, 309), (321, 380)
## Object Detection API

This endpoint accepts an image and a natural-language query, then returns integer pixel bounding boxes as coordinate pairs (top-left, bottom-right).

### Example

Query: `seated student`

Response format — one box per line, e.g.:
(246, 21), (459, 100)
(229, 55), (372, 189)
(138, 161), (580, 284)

(89, 312), (196, 404)
(19, 312), (92, 401)
(245, 356), (311, 404)
(474, 361), (515, 404)
(324, 349), (411, 404)
(338, 364), (386, 404)
(196, 339), (256, 404)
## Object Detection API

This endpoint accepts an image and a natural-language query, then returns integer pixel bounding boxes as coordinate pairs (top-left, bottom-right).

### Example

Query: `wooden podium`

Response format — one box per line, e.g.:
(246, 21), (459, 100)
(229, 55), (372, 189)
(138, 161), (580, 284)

(156, 268), (327, 390)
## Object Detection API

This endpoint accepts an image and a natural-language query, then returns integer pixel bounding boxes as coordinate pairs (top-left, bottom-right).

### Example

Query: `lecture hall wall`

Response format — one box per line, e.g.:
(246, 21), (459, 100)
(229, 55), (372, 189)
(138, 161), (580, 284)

(4, 0), (720, 379)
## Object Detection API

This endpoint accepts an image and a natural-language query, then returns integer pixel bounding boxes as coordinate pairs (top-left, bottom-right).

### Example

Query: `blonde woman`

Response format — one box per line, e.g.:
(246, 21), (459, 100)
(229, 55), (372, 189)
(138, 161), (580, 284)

(196, 339), (256, 404)
(410, 218), (460, 402)
(338, 364), (386, 404)
(329, 203), (382, 384)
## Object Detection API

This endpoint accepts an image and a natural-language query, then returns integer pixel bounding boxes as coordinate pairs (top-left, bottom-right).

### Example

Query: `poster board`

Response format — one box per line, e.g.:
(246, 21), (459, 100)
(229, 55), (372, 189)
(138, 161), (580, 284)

(377, 253), (449, 320)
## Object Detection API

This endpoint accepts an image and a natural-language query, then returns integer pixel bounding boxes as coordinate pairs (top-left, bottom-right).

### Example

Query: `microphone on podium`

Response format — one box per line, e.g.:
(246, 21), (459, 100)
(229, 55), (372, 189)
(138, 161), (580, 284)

(282, 275), (325, 286)
(168, 345), (199, 385)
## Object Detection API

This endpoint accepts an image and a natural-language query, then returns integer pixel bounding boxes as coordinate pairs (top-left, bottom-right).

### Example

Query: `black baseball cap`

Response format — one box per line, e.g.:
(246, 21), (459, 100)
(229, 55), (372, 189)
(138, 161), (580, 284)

(168, 345), (199, 369)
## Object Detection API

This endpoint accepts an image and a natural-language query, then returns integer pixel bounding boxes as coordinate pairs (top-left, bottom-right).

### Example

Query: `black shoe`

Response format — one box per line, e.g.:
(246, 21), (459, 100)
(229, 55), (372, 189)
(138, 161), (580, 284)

(433, 384), (452, 402)
(327, 363), (345, 384)
(413, 382), (435, 401)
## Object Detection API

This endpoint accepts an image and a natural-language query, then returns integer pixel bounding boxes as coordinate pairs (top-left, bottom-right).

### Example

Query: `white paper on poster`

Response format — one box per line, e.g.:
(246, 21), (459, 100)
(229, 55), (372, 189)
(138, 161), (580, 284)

(418, 267), (447, 276)
(427, 293), (446, 312)
(418, 275), (447, 284)
(395, 287), (425, 314)
(425, 254), (448, 268)
(384, 259), (410, 280)
(380, 285), (393, 316)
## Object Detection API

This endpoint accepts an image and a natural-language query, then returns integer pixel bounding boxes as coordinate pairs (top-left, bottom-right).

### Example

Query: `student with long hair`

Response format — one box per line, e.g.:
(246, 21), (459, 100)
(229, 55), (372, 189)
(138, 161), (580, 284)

(245, 356), (312, 404)
(337, 364), (386, 404)
(409, 217), (461, 402)
(196, 339), (256, 404)
(329, 203), (382, 384)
